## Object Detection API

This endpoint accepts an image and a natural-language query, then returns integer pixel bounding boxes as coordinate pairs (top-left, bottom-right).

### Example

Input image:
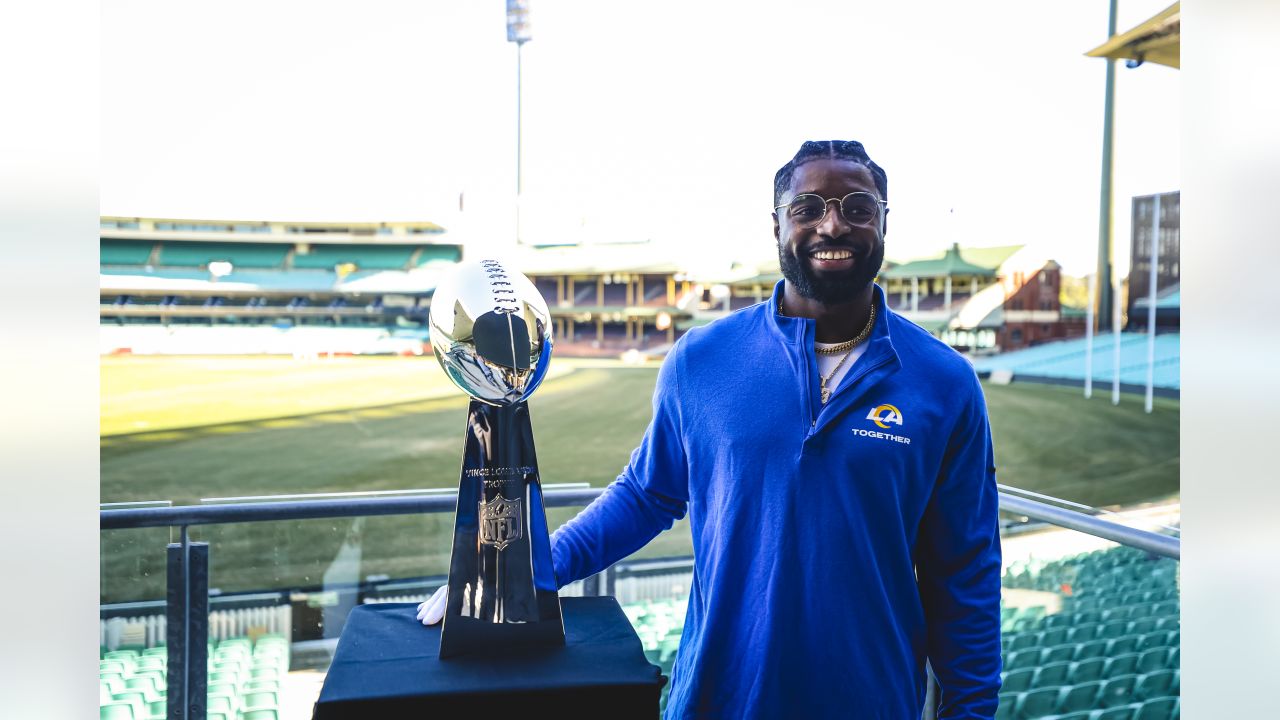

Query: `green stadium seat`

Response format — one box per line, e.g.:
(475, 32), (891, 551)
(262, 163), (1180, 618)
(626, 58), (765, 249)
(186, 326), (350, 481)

(242, 710), (279, 720)
(250, 666), (280, 681)
(1137, 631), (1170, 652)
(1136, 648), (1168, 674)
(101, 239), (156, 265)
(208, 714), (230, 720)
(1044, 614), (1073, 629)
(206, 682), (236, 698)
(135, 656), (165, 673)
(1167, 648), (1179, 669)
(243, 679), (281, 693)
(1069, 624), (1101, 642)
(1058, 681), (1103, 714)
(1048, 712), (1094, 720)
(123, 676), (161, 702)
(1134, 697), (1177, 720)
(100, 702), (136, 720)
(1104, 653), (1139, 679)
(147, 700), (165, 719)
(1135, 670), (1177, 701)
(1100, 675), (1139, 707)
(206, 694), (234, 715)
(1090, 704), (1137, 719)
(1006, 649), (1040, 671)
(1042, 644), (1077, 665)
(1002, 668), (1034, 692)
(106, 650), (141, 661)
(1041, 628), (1069, 646)
(101, 660), (128, 675)
(1018, 687), (1061, 718)
(1127, 619), (1158, 636)
(1033, 661), (1072, 688)
(1010, 633), (1037, 651)
(1153, 616), (1178, 632)
(1098, 622), (1128, 640)
(1074, 611), (1102, 626)
(1106, 637), (1139, 656)
(111, 691), (148, 720)
(1075, 640), (1109, 661)
(208, 671), (239, 685)
(242, 690), (278, 709)
(1070, 658), (1106, 684)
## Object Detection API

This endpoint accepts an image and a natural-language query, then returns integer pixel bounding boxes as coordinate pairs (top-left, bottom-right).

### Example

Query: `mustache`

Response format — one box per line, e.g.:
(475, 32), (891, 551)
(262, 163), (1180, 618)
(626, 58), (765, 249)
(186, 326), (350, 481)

(803, 241), (868, 256)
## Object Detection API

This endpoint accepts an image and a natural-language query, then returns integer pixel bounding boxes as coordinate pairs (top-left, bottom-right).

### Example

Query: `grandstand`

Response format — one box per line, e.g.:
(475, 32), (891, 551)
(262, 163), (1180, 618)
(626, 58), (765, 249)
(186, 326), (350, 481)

(100, 216), (460, 355)
(970, 333), (1180, 393)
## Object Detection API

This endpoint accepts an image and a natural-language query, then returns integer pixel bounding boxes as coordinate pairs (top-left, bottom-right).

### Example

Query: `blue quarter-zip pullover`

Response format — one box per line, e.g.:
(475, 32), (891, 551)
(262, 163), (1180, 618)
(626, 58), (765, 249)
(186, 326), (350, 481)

(551, 282), (1002, 719)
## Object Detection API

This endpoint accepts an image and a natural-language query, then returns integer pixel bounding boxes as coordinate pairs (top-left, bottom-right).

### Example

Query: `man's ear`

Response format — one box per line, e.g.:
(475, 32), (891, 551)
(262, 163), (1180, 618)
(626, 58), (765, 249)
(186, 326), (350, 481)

(772, 213), (780, 243)
(881, 207), (889, 238)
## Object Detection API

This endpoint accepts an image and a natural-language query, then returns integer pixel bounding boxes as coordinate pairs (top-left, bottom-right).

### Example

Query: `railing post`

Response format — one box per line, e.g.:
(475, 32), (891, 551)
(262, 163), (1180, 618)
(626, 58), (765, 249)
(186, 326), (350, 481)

(167, 529), (208, 720)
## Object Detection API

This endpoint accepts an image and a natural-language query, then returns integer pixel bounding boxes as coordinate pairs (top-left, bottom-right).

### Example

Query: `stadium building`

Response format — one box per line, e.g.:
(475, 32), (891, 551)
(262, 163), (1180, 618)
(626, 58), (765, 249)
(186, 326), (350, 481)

(1126, 191), (1180, 332)
(100, 216), (461, 356)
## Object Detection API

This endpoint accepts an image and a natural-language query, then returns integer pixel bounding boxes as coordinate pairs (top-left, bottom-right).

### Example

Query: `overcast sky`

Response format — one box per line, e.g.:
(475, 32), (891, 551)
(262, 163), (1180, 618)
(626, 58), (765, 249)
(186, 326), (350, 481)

(102, 0), (1179, 277)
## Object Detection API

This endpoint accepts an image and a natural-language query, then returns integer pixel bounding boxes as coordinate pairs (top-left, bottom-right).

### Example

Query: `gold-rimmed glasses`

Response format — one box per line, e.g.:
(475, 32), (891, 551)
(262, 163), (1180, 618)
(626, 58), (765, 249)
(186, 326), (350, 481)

(774, 192), (888, 229)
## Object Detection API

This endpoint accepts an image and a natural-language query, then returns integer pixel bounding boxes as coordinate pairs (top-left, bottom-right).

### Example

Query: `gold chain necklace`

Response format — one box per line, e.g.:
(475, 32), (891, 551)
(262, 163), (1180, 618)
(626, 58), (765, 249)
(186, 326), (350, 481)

(816, 304), (876, 404)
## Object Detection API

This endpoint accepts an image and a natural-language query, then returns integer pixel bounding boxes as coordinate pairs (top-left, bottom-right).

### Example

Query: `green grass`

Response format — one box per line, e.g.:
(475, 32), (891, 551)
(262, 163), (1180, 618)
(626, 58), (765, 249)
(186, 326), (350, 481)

(100, 357), (1178, 603)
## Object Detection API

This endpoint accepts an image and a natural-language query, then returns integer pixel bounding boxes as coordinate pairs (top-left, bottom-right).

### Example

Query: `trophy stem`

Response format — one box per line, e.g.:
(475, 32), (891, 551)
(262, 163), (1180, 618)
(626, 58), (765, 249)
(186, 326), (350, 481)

(438, 400), (564, 659)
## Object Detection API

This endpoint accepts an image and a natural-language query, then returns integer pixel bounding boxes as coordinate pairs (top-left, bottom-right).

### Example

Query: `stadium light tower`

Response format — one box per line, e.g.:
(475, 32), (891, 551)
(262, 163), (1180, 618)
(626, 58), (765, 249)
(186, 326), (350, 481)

(507, 0), (532, 244)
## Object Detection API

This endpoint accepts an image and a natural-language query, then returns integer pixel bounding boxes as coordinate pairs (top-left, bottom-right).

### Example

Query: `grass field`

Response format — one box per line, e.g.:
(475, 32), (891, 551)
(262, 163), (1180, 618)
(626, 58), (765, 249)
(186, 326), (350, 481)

(100, 355), (1179, 604)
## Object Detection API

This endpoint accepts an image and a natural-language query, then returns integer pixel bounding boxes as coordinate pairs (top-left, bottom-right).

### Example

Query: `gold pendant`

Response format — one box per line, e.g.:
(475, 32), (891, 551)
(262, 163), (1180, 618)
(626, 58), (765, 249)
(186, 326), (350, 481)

(820, 385), (831, 404)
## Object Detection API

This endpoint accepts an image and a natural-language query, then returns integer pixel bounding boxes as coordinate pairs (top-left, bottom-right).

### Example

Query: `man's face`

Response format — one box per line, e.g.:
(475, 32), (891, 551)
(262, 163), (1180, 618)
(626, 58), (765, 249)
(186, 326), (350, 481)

(773, 159), (886, 305)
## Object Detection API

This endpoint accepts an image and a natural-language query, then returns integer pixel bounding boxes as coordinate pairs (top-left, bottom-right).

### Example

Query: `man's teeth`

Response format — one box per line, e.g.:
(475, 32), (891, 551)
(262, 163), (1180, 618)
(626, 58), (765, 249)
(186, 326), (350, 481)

(811, 249), (853, 260)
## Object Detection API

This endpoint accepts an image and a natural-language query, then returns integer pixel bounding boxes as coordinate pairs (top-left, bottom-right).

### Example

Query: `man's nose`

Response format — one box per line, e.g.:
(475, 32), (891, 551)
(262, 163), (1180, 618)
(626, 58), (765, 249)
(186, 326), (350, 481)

(815, 198), (852, 237)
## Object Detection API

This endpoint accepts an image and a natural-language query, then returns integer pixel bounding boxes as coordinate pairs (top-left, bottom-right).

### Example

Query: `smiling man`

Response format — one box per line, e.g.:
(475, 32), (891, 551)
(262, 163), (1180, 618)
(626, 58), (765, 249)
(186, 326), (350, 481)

(421, 140), (1002, 719)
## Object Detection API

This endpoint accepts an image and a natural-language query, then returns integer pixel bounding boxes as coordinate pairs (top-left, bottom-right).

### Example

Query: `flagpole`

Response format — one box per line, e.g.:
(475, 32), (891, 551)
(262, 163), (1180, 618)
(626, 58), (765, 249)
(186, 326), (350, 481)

(1145, 194), (1162, 413)
(1085, 272), (1095, 399)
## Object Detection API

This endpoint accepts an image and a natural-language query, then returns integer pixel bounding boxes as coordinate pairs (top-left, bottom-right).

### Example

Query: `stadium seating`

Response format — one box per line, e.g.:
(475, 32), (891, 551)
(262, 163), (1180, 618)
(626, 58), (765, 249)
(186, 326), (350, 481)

(102, 239), (156, 265)
(970, 333), (1180, 390)
(99, 634), (290, 719)
(291, 244), (415, 270)
(157, 242), (290, 269)
(994, 546), (1179, 719)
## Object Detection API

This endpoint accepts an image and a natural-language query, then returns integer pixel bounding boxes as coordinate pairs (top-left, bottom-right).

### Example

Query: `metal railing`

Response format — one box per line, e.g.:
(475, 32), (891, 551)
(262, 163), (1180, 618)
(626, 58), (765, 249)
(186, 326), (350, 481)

(99, 487), (1179, 719)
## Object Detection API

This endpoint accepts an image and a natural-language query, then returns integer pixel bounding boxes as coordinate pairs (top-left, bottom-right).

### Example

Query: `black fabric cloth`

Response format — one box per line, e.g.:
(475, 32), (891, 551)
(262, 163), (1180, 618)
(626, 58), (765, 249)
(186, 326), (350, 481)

(313, 597), (663, 719)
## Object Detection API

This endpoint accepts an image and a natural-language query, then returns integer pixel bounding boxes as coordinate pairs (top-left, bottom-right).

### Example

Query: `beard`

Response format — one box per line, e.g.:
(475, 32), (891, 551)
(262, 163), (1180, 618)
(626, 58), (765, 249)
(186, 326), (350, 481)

(778, 240), (884, 305)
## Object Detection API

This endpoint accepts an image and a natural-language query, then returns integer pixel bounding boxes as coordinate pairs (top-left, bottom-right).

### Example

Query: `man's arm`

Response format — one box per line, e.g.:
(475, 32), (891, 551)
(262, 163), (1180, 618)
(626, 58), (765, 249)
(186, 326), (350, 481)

(418, 348), (690, 626)
(550, 345), (690, 587)
(916, 373), (1003, 719)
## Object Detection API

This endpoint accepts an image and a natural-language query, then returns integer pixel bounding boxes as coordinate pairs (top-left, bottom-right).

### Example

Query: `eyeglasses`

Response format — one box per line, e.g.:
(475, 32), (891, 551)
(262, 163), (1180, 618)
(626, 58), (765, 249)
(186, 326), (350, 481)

(774, 192), (888, 229)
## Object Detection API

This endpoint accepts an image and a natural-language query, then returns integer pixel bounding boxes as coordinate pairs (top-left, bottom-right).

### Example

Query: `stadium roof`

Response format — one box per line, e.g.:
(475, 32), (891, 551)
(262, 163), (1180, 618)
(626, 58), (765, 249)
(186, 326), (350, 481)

(881, 244), (998, 279)
(1132, 282), (1180, 311)
(1085, 2), (1180, 69)
(512, 241), (687, 276)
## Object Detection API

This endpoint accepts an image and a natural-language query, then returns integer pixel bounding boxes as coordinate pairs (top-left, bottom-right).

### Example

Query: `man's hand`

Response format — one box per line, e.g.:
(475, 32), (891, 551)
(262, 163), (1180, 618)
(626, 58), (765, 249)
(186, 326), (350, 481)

(416, 585), (447, 626)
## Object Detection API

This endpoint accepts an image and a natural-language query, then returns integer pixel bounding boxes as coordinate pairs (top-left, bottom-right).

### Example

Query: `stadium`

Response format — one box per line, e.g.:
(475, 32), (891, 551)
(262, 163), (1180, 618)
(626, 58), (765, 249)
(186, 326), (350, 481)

(94, 4), (1185, 719)
(100, 200), (1180, 719)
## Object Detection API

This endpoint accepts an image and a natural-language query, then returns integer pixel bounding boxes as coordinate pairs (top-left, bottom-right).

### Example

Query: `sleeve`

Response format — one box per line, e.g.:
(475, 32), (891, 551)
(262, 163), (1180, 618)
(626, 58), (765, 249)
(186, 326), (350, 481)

(916, 372), (1003, 719)
(549, 342), (690, 588)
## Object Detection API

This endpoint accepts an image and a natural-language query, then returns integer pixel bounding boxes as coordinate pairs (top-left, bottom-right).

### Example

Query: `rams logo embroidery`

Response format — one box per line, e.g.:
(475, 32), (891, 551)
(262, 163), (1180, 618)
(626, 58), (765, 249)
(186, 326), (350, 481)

(866, 404), (904, 429)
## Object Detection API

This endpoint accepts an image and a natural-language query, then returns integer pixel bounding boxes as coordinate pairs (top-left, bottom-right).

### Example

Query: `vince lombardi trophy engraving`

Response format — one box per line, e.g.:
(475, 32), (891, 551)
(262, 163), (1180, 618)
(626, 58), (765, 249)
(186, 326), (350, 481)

(429, 259), (564, 658)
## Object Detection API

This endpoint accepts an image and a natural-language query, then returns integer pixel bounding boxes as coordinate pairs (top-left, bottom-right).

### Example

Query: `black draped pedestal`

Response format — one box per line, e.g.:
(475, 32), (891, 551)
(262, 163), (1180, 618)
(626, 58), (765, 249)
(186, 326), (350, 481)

(313, 597), (665, 719)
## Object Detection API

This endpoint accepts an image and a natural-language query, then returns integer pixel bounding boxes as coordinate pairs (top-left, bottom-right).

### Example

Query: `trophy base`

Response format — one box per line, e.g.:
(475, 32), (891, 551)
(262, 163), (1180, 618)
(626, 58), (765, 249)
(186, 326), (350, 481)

(439, 609), (567, 659)
(438, 400), (565, 660)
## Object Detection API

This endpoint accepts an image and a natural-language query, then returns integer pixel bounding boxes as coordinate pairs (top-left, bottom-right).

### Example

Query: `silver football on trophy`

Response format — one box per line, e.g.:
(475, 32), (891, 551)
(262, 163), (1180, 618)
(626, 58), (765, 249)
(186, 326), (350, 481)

(428, 259), (553, 406)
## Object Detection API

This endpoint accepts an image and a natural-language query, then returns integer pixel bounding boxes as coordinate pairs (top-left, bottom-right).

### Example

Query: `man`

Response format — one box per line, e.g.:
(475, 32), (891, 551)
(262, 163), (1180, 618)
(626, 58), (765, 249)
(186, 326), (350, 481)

(421, 140), (1002, 718)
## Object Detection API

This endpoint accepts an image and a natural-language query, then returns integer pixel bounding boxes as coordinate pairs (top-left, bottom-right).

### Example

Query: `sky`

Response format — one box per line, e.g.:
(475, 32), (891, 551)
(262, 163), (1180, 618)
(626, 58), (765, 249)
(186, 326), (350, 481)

(101, 0), (1180, 278)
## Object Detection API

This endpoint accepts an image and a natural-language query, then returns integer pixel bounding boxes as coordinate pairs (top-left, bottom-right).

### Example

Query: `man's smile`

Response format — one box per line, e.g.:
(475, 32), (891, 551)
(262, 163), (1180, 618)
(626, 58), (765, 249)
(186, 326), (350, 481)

(807, 245), (859, 271)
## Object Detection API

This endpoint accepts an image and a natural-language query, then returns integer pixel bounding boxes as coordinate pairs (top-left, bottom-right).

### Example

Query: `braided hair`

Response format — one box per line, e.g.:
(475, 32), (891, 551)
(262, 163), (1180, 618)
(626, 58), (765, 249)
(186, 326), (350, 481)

(772, 140), (888, 206)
